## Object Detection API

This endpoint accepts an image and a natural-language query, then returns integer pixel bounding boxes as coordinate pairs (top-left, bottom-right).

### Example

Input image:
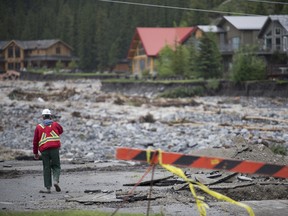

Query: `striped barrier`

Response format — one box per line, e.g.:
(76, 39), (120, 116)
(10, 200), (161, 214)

(116, 147), (288, 179)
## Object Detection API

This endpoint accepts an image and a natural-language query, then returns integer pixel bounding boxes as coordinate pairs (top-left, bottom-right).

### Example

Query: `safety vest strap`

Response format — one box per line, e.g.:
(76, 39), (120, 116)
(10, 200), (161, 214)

(38, 124), (45, 129)
(39, 129), (60, 147)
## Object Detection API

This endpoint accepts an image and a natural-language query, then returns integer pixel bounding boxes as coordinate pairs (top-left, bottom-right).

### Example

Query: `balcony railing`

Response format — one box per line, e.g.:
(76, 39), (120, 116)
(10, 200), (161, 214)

(218, 43), (288, 54)
(267, 64), (288, 79)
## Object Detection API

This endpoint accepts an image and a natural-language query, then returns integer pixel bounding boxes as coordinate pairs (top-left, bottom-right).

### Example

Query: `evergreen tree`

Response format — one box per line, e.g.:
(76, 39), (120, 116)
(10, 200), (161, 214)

(187, 42), (199, 79)
(155, 45), (174, 78)
(77, 2), (97, 69)
(196, 33), (222, 79)
(230, 46), (266, 83)
(0, 0), (283, 71)
(172, 44), (190, 79)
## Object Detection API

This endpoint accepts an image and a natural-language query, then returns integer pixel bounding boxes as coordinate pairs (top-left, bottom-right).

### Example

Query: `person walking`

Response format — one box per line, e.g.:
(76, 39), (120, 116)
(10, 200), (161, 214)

(33, 109), (63, 193)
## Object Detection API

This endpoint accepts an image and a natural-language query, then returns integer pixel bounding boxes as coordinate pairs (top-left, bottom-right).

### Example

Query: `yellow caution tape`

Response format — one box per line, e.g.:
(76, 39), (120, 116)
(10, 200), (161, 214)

(147, 149), (255, 216)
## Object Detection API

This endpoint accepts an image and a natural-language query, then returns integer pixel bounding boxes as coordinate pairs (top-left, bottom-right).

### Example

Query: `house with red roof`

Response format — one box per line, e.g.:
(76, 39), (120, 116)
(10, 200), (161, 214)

(127, 27), (202, 75)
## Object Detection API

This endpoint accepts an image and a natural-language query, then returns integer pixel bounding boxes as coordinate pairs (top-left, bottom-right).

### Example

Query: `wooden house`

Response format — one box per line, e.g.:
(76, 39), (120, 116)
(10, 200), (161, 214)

(215, 16), (268, 72)
(0, 39), (78, 72)
(127, 27), (202, 75)
(258, 15), (288, 53)
(258, 15), (288, 78)
(112, 59), (130, 73)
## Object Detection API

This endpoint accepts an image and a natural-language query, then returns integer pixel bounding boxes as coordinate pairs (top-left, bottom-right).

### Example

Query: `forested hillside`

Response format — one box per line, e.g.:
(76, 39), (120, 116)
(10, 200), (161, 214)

(1, 0), (287, 71)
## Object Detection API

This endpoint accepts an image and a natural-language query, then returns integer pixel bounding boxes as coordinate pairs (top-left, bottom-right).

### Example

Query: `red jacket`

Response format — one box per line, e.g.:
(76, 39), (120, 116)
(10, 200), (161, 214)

(33, 121), (63, 154)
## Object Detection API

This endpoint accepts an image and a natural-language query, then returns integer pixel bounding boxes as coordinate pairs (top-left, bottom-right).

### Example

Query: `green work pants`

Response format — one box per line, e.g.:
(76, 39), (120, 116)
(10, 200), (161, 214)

(41, 148), (61, 189)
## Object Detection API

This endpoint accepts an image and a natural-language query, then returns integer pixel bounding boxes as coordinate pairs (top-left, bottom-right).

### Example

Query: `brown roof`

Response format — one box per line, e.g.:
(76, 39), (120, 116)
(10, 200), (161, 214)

(0, 39), (73, 50)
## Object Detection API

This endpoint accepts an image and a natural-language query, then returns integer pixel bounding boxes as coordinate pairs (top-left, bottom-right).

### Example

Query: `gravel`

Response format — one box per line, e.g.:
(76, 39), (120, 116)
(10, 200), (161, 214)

(0, 79), (288, 163)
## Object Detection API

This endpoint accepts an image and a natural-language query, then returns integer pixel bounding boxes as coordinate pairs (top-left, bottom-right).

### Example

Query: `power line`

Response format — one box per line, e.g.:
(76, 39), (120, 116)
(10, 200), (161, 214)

(98, 0), (261, 16)
(244, 0), (288, 5)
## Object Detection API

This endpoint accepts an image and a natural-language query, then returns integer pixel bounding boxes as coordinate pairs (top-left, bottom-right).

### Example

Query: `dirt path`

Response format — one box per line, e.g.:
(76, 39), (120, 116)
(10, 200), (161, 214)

(1, 159), (287, 216)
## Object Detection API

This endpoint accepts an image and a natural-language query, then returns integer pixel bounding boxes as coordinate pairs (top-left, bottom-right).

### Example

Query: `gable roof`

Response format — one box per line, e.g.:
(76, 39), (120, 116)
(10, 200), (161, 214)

(197, 25), (225, 33)
(259, 15), (288, 37)
(220, 16), (268, 30)
(128, 27), (197, 58)
(0, 39), (72, 50)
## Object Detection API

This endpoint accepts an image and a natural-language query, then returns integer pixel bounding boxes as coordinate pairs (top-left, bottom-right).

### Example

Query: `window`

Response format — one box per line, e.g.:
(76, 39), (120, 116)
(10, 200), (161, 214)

(265, 38), (272, 50)
(137, 42), (145, 56)
(15, 47), (20, 57)
(8, 46), (13, 58)
(8, 63), (14, 70)
(140, 59), (145, 71)
(56, 47), (61, 54)
(275, 28), (281, 35)
(264, 31), (272, 50)
(283, 36), (288, 51)
(15, 63), (21, 70)
(232, 37), (240, 50)
(266, 31), (272, 36)
(276, 37), (281, 50)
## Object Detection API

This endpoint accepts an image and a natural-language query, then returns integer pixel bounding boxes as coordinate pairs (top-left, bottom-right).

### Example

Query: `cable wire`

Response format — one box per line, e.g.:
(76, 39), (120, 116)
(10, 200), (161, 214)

(98, 0), (261, 16)
(243, 0), (288, 5)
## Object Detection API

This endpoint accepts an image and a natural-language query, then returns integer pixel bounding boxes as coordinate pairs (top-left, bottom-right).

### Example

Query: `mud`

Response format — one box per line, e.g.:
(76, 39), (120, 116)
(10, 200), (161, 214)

(0, 155), (288, 215)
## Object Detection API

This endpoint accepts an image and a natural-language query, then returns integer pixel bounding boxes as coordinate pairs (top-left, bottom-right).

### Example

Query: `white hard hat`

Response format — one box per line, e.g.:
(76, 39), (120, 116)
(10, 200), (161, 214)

(42, 109), (51, 115)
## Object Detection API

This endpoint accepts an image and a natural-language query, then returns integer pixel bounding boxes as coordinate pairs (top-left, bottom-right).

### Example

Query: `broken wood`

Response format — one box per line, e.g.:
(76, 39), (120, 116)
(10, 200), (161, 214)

(199, 172), (238, 186)
(123, 175), (174, 186)
(173, 172), (238, 191)
(115, 190), (162, 202)
(237, 175), (253, 181)
(219, 123), (285, 132)
(242, 115), (288, 124)
(208, 182), (255, 189)
(84, 189), (101, 193)
(66, 191), (121, 204)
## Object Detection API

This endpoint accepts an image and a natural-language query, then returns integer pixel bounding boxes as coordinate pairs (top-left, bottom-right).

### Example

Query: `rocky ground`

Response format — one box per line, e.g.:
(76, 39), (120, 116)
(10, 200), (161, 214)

(0, 79), (288, 215)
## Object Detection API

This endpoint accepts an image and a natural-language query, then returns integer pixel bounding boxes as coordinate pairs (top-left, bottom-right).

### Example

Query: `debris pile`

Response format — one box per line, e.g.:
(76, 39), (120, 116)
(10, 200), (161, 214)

(0, 70), (20, 81)
(0, 79), (288, 212)
(0, 80), (287, 163)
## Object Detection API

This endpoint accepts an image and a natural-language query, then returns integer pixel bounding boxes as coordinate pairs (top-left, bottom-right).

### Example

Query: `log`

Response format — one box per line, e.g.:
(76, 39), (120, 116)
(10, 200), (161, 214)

(123, 175), (174, 186)
(242, 115), (288, 124)
(208, 182), (255, 189)
(219, 123), (286, 132)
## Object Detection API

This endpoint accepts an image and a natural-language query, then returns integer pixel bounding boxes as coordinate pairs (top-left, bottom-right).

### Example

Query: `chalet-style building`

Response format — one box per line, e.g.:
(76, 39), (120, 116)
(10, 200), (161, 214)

(258, 15), (288, 76)
(126, 16), (288, 78)
(258, 15), (288, 53)
(127, 27), (203, 74)
(214, 16), (268, 72)
(0, 39), (78, 72)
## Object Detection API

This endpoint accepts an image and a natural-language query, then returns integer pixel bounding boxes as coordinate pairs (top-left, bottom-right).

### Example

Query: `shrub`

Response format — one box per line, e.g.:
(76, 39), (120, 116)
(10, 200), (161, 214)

(270, 144), (287, 156)
(206, 79), (220, 91)
(139, 113), (155, 123)
(230, 46), (266, 83)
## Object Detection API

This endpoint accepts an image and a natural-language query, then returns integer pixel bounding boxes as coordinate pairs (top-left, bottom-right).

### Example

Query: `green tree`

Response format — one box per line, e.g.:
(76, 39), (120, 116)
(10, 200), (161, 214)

(187, 42), (199, 79)
(230, 46), (266, 83)
(183, 0), (210, 26)
(68, 60), (78, 71)
(55, 60), (64, 73)
(172, 44), (190, 79)
(196, 33), (222, 79)
(155, 45), (175, 78)
(1, 0), (284, 71)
